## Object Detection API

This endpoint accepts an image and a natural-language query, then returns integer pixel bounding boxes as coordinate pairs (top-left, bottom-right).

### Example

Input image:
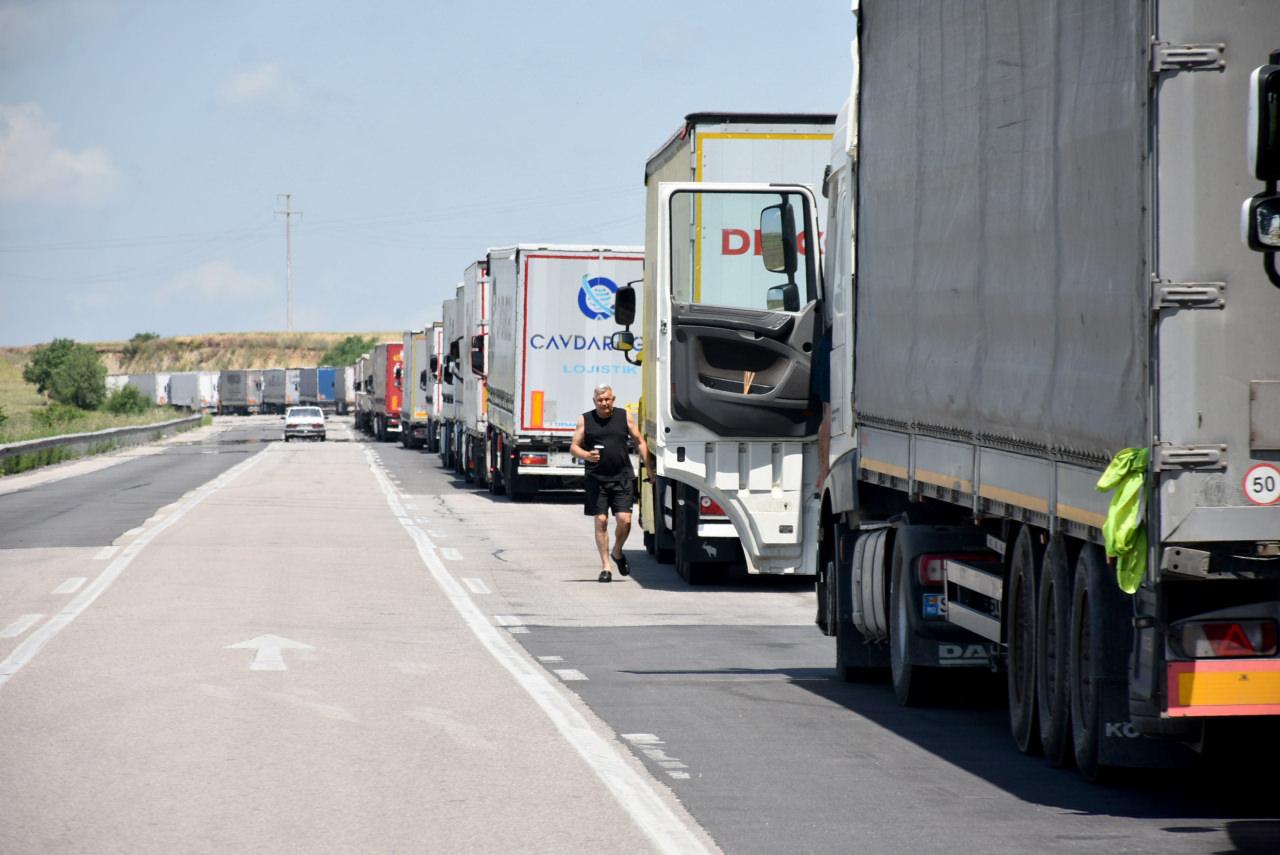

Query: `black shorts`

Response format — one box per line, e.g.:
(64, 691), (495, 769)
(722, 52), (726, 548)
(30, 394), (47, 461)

(584, 477), (635, 516)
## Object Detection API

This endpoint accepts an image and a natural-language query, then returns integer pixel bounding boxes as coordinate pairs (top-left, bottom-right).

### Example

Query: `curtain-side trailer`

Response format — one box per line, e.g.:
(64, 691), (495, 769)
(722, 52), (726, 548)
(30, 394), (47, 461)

(809, 0), (1280, 780)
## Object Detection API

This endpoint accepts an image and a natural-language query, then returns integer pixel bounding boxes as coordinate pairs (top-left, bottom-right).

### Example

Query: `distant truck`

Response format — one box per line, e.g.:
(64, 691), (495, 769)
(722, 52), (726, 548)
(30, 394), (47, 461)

(486, 244), (644, 500)
(300, 366), (337, 412)
(370, 342), (404, 441)
(438, 293), (463, 469)
(169, 371), (219, 411)
(127, 373), (170, 406)
(353, 353), (373, 435)
(616, 111), (835, 582)
(218, 369), (262, 415)
(400, 329), (430, 449)
(262, 368), (301, 414)
(459, 259), (490, 484)
(336, 365), (355, 415)
(423, 322), (444, 452)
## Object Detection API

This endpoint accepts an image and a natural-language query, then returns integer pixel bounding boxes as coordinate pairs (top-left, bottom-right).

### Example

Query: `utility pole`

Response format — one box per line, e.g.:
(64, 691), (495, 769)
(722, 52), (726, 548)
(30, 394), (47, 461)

(275, 194), (302, 332)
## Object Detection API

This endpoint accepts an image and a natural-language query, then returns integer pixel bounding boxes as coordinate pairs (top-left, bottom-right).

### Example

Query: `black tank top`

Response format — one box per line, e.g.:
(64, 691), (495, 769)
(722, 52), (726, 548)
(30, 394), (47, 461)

(582, 409), (633, 482)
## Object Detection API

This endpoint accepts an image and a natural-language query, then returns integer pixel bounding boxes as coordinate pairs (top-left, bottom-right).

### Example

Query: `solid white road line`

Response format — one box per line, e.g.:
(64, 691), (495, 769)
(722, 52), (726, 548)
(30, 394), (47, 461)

(554, 669), (589, 682)
(363, 448), (709, 855)
(52, 577), (87, 595)
(0, 449), (267, 692)
(463, 578), (491, 595)
(1, 615), (44, 639)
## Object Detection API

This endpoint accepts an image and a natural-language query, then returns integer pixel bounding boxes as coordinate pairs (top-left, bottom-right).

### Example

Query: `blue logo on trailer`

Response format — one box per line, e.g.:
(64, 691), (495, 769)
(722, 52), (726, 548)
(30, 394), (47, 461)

(577, 276), (618, 320)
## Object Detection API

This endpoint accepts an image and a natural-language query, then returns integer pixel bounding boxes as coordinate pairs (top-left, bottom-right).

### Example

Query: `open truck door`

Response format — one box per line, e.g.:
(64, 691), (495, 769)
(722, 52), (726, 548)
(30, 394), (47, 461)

(624, 181), (824, 575)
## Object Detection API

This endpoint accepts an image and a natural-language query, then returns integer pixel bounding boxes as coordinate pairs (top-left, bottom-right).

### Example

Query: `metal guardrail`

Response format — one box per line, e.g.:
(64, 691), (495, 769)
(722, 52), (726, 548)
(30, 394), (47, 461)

(0, 414), (202, 463)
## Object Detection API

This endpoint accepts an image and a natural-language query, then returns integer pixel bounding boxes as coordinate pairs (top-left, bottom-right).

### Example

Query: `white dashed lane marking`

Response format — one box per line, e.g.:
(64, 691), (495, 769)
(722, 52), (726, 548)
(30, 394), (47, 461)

(538, 655), (564, 663)
(1, 615), (45, 639)
(441, 547), (462, 561)
(623, 734), (693, 780)
(52, 578), (87, 595)
(463, 578), (491, 595)
(554, 668), (589, 682)
(93, 545), (119, 561)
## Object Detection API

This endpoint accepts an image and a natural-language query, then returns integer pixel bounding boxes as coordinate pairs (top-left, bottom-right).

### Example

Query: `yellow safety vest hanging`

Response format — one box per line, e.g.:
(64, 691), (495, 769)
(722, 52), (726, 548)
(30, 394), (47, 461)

(1096, 447), (1149, 595)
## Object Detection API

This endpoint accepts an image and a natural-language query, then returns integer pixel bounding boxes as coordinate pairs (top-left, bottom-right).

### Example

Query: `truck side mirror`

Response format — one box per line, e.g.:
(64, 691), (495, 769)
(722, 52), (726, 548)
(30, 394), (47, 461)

(429, 355), (439, 373)
(614, 284), (637, 327)
(760, 202), (797, 275)
(1248, 62), (1280, 181)
(611, 331), (635, 352)
(419, 369), (429, 390)
(470, 335), (486, 376)
(766, 283), (800, 312)
(1243, 193), (1280, 250)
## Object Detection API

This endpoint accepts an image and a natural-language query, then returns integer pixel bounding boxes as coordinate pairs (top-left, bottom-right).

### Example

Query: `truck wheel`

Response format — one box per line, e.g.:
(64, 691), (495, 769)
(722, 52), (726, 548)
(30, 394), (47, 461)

(674, 486), (713, 585)
(1036, 533), (1075, 767)
(1069, 544), (1123, 782)
(505, 455), (529, 501)
(462, 439), (475, 483)
(1007, 526), (1043, 756)
(487, 441), (504, 495)
(889, 538), (934, 706)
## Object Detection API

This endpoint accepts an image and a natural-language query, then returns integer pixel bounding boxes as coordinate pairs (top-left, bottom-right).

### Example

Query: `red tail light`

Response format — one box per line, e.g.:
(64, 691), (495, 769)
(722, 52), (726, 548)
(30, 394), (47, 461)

(1177, 620), (1278, 658)
(519, 453), (548, 466)
(311, 423), (323, 429)
(698, 496), (727, 517)
(917, 552), (1000, 587)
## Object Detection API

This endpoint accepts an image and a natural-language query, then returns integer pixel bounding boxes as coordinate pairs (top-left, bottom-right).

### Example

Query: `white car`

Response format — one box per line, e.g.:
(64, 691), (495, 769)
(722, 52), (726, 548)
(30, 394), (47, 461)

(283, 406), (326, 442)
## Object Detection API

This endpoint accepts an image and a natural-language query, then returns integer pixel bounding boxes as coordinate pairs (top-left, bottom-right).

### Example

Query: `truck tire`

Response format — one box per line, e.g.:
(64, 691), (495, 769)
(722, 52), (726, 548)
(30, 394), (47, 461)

(1007, 526), (1043, 756)
(505, 454), (530, 501)
(890, 540), (931, 706)
(462, 438), (475, 483)
(674, 484), (714, 585)
(1036, 533), (1075, 767)
(1070, 543), (1125, 781)
(487, 439), (505, 496)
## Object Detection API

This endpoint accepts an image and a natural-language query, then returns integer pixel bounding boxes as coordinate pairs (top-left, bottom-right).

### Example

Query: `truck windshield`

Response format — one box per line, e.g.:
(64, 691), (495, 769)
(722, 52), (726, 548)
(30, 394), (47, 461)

(669, 189), (815, 310)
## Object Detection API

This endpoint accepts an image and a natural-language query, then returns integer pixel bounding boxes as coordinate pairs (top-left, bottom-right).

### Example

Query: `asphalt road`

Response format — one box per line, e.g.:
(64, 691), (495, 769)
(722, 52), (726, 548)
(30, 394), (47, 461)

(1, 418), (1276, 854)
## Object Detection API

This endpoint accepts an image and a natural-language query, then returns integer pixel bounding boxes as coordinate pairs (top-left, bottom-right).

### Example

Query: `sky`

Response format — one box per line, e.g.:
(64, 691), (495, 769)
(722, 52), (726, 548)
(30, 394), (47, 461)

(0, 1), (854, 346)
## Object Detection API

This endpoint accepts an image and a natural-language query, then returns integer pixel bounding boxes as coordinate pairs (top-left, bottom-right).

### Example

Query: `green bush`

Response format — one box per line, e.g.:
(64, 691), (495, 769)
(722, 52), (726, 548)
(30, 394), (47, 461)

(23, 338), (107, 409)
(320, 335), (377, 368)
(123, 332), (160, 362)
(32, 403), (87, 428)
(0, 404), (7, 429)
(104, 385), (152, 415)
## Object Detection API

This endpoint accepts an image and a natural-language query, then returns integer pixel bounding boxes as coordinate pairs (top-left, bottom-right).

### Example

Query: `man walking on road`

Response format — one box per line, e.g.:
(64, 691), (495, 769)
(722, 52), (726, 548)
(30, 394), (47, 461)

(571, 384), (649, 583)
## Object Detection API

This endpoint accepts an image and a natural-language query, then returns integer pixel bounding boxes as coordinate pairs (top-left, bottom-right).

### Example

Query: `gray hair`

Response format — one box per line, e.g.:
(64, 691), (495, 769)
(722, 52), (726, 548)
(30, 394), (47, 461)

(593, 384), (614, 397)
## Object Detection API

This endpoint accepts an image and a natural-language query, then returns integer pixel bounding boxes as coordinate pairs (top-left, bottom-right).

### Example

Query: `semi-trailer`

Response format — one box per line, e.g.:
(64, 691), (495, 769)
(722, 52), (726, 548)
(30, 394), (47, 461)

(800, 0), (1280, 779)
(438, 293), (463, 469)
(486, 244), (644, 500)
(336, 365), (355, 415)
(169, 371), (218, 411)
(460, 259), (491, 485)
(370, 342), (404, 441)
(423, 322), (445, 452)
(354, 354), (372, 431)
(300, 366), (337, 412)
(126, 373), (170, 406)
(613, 111), (835, 583)
(218, 369), (262, 415)
(400, 329), (430, 449)
(262, 368), (301, 414)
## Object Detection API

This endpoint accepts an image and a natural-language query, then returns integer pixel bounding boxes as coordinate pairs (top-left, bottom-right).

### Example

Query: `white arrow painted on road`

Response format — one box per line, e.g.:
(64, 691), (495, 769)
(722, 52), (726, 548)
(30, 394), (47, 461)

(225, 635), (313, 671)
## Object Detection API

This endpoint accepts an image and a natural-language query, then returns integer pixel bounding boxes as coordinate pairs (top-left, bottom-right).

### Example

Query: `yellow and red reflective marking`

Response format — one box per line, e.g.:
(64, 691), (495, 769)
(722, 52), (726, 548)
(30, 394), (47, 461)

(1166, 659), (1280, 717)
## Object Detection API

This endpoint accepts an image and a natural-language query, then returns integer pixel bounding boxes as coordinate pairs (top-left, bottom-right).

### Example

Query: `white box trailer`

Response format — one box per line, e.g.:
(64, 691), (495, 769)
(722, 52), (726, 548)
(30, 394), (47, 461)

(400, 329), (430, 449)
(169, 371), (218, 411)
(105, 374), (128, 394)
(423, 322), (444, 451)
(459, 259), (491, 485)
(630, 112), (836, 580)
(336, 365), (355, 414)
(438, 292), (463, 469)
(262, 368), (301, 413)
(354, 354), (372, 432)
(126, 373), (170, 406)
(486, 244), (644, 500)
(218, 369), (262, 415)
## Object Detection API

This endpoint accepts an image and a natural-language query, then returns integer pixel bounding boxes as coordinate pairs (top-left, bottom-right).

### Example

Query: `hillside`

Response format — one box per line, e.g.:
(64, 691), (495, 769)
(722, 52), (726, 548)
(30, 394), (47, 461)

(1, 332), (400, 375)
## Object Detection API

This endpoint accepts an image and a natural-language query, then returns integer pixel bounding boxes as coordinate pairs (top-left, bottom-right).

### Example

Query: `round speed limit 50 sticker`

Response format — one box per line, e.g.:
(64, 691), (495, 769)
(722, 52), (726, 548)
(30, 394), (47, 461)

(1243, 463), (1280, 506)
